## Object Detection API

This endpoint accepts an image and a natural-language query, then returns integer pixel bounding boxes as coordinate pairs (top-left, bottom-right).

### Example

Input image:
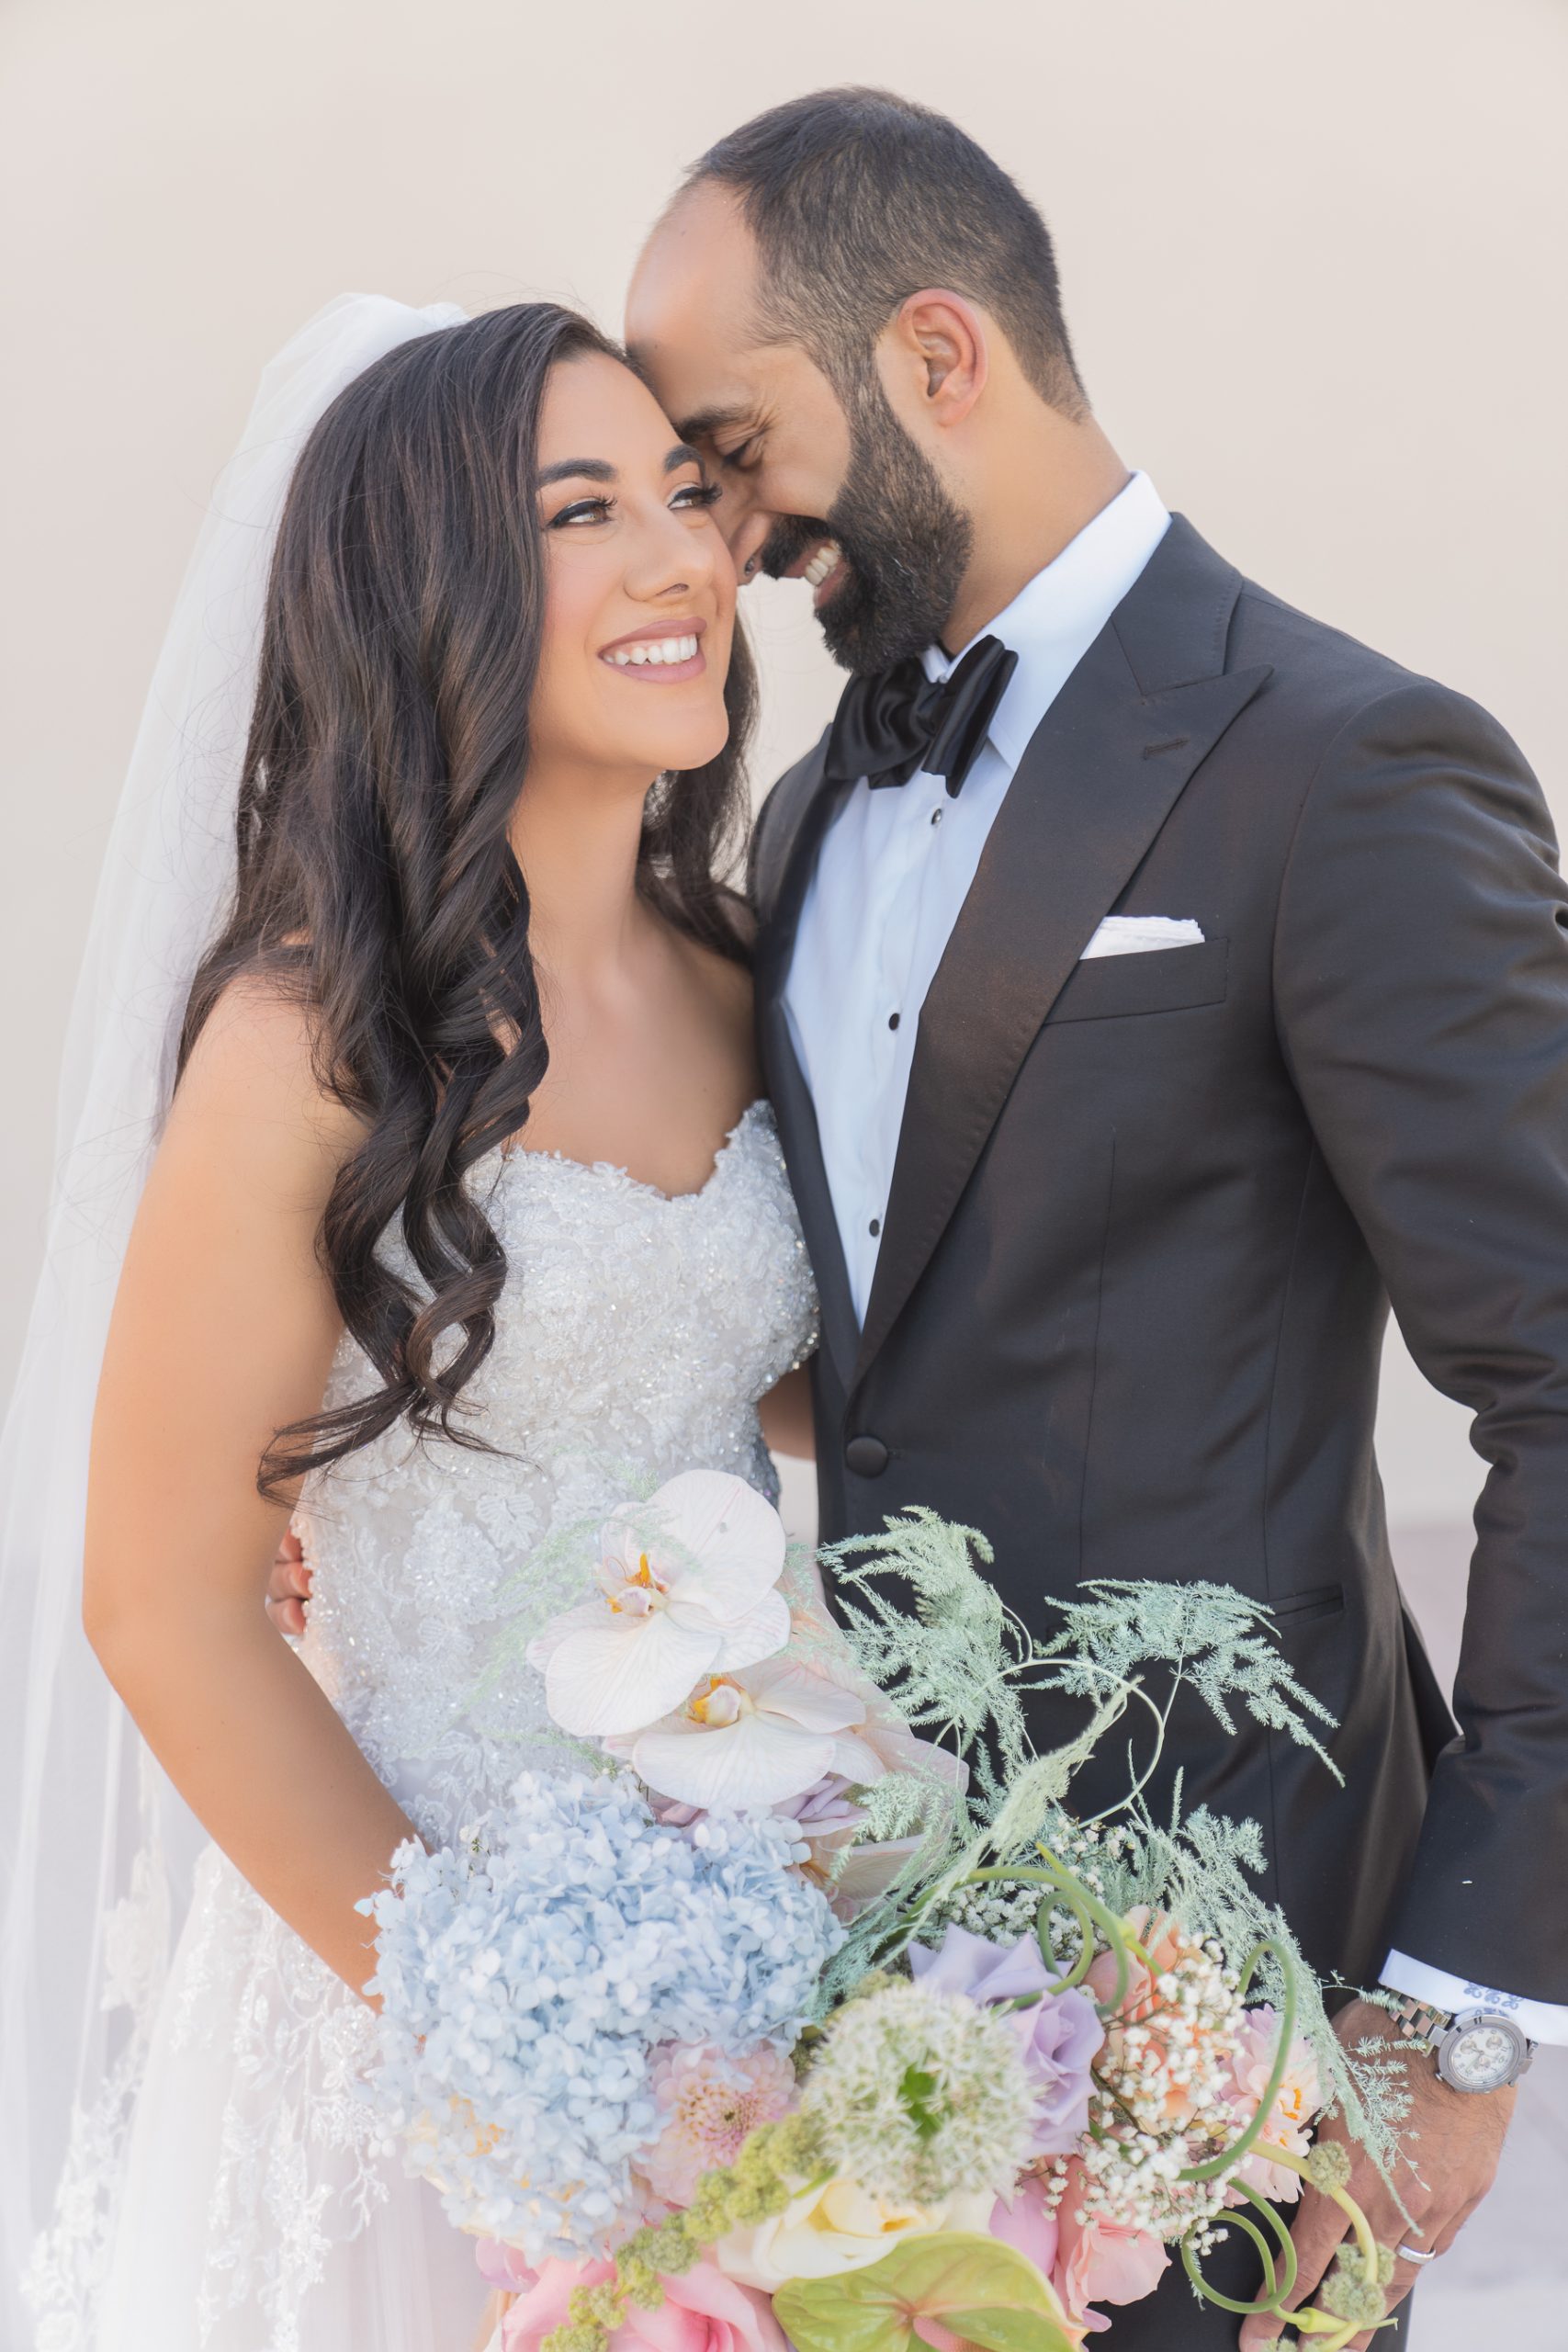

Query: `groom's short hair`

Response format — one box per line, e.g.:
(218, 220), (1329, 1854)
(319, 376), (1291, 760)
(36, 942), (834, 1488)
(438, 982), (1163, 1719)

(684, 87), (1086, 414)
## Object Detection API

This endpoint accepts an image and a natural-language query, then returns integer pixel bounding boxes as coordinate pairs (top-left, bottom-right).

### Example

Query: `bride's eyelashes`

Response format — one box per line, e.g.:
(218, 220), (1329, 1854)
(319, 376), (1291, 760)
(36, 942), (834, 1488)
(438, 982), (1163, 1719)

(547, 481), (722, 529)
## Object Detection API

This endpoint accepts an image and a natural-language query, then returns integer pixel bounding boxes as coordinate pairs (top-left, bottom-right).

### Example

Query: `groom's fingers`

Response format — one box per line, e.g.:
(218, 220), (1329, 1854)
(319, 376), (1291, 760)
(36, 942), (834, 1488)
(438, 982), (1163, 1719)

(1346, 2219), (1461, 2350)
(1236, 2183), (1348, 2347)
(264, 1528), (311, 1637)
(1292, 2161), (1459, 2352)
(1342, 2191), (1483, 2346)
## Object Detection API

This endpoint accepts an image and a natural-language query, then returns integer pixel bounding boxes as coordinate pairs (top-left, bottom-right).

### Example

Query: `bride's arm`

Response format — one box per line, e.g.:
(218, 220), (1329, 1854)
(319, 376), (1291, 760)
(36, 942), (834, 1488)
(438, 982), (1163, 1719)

(82, 985), (416, 1998)
(759, 1362), (816, 1461)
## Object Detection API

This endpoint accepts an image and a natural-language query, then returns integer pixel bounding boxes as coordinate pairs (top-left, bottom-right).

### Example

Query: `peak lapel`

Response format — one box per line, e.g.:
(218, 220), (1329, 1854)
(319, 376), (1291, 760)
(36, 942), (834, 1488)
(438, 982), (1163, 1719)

(852, 520), (1271, 1387)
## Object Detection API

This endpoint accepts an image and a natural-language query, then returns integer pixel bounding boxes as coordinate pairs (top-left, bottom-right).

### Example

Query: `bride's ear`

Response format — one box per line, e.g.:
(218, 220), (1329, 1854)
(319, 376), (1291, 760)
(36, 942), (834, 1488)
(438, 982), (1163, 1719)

(877, 289), (989, 431)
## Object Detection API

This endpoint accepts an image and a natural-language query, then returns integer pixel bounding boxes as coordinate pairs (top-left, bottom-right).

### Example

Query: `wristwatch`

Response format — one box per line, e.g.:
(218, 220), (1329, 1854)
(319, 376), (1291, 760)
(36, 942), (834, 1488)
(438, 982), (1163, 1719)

(1390, 1996), (1536, 2093)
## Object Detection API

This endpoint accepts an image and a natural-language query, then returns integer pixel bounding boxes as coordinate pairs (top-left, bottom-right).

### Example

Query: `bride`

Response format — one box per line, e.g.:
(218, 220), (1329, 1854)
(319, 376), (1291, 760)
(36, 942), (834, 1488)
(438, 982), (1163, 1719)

(6, 297), (818, 2349)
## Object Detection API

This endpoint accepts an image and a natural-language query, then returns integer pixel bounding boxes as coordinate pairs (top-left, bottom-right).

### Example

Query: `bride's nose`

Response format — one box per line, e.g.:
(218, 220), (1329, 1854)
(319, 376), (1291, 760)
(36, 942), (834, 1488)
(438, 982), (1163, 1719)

(622, 508), (723, 608)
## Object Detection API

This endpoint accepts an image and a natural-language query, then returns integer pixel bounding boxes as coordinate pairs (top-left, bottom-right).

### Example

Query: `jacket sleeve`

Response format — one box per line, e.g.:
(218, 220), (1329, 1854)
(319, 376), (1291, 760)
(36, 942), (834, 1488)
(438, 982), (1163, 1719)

(1273, 676), (1568, 2004)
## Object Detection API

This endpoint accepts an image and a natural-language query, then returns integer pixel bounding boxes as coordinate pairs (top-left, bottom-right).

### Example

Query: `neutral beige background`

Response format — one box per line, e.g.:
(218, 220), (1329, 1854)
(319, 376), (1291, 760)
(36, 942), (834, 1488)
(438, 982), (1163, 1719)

(2, 0), (1564, 1509)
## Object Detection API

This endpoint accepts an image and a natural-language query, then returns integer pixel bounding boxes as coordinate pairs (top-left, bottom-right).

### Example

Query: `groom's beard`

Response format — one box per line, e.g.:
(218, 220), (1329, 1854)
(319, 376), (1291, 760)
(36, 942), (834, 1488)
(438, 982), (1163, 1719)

(760, 377), (974, 676)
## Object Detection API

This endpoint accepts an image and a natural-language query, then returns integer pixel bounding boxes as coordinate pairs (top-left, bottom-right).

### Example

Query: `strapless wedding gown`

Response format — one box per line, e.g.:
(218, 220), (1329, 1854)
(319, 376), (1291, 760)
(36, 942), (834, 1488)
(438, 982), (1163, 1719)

(28, 1105), (818, 2352)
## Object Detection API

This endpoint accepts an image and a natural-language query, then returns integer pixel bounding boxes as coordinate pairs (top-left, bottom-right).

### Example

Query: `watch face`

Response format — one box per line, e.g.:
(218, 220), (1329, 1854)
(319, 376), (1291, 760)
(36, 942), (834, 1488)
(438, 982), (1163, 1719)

(1438, 2016), (1527, 2093)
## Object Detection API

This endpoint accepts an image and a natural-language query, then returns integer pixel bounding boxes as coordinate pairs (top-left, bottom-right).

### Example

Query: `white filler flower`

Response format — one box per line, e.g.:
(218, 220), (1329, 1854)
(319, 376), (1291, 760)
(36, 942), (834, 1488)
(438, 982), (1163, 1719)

(803, 1980), (1038, 2204)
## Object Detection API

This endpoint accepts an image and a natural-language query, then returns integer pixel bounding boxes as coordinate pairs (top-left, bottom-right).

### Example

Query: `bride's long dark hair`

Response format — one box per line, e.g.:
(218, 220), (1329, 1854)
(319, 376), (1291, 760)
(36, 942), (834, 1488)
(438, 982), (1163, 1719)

(179, 304), (756, 1494)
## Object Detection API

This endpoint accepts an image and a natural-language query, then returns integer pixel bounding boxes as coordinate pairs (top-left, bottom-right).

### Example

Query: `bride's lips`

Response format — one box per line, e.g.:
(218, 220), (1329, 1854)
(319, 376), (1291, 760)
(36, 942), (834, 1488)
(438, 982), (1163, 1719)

(597, 616), (708, 683)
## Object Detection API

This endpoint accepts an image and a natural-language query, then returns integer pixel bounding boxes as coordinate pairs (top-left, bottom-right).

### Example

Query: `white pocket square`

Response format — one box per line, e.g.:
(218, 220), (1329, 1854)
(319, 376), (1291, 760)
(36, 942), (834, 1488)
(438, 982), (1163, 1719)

(1080, 916), (1204, 960)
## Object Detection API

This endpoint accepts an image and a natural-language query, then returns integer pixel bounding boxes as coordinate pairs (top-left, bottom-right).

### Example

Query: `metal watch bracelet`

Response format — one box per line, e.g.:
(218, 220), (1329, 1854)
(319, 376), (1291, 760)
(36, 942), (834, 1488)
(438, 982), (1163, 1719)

(1390, 1996), (1535, 2092)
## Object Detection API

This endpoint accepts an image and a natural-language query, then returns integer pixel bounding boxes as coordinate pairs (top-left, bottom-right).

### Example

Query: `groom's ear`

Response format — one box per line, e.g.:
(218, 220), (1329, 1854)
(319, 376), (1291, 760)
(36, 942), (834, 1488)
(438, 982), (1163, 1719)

(878, 289), (989, 434)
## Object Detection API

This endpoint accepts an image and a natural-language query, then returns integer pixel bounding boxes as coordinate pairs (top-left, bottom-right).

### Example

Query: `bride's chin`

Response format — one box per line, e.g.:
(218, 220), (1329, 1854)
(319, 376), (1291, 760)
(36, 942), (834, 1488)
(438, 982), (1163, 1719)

(637, 713), (732, 775)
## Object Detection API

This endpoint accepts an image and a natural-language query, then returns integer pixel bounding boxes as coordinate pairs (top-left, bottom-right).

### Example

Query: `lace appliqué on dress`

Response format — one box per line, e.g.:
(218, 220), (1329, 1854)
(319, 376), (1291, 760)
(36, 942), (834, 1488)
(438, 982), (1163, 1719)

(173, 1852), (386, 2351)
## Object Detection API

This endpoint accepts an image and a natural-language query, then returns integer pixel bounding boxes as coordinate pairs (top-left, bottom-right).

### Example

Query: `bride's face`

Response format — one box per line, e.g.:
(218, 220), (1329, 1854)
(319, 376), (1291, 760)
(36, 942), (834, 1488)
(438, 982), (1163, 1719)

(528, 351), (736, 781)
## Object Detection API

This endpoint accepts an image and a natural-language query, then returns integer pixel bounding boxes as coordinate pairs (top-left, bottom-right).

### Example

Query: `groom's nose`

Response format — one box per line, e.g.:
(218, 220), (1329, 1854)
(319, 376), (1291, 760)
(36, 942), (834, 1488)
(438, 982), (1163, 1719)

(709, 486), (771, 588)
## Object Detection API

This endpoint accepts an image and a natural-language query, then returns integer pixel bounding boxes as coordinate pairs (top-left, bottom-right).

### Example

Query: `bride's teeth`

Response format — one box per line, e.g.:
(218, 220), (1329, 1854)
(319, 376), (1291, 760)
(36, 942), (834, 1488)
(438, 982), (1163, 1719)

(605, 635), (700, 666)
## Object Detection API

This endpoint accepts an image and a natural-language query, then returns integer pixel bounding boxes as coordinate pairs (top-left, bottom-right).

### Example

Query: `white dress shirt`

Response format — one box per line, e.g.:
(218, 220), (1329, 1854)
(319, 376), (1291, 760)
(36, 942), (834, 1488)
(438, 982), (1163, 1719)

(784, 469), (1172, 1323)
(781, 465), (1568, 2046)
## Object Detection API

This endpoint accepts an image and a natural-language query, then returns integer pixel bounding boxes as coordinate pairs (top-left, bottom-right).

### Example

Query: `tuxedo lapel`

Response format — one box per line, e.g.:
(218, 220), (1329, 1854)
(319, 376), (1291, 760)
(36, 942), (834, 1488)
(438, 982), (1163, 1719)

(753, 757), (862, 1388)
(852, 519), (1272, 1386)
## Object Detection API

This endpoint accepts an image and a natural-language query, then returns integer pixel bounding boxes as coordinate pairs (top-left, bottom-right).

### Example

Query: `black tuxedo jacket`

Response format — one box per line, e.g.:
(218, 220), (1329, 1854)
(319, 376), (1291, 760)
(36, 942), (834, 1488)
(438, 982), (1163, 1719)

(752, 516), (1568, 2002)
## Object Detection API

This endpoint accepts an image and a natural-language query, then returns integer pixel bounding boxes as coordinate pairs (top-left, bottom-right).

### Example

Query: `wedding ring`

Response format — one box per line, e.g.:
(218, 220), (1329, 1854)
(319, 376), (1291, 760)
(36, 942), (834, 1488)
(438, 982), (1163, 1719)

(1396, 2245), (1438, 2265)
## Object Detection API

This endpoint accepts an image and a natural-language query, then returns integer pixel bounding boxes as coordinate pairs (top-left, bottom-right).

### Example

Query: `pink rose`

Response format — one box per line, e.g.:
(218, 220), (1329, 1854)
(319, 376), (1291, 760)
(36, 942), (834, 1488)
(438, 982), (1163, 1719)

(1051, 2159), (1169, 2334)
(988, 2174), (1061, 2280)
(500, 2258), (786, 2352)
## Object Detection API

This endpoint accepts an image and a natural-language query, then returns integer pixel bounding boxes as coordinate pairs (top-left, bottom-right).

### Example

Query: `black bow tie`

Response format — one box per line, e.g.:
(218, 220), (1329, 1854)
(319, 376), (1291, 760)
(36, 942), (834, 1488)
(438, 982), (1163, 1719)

(823, 633), (1018, 797)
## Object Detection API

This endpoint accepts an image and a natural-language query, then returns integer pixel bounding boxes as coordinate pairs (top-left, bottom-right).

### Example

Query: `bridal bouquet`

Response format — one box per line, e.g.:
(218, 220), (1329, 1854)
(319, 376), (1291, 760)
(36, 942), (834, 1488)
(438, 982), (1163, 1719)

(364, 1474), (1408, 2352)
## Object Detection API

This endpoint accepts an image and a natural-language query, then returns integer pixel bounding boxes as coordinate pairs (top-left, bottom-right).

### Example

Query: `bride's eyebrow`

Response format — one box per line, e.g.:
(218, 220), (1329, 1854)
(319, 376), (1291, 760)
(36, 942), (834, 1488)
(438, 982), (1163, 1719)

(536, 458), (615, 487)
(536, 444), (703, 488)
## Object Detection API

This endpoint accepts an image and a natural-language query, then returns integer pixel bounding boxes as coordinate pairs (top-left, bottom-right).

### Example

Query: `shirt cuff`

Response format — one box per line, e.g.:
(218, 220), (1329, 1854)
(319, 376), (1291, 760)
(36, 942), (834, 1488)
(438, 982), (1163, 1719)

(1381, 1949), (1568, 2047)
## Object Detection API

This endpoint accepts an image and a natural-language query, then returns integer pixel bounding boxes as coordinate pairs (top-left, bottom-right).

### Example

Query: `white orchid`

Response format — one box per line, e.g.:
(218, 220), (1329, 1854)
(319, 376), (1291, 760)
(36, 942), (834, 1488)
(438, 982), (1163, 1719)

(625, 1658), (888, 1811)
(525, 1470), (790, 1737)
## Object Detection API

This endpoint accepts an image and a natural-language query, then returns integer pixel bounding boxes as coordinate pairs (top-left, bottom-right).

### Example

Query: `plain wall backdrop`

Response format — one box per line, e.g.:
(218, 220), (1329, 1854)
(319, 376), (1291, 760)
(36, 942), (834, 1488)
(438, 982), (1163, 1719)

(3, 0), (1565, 1541)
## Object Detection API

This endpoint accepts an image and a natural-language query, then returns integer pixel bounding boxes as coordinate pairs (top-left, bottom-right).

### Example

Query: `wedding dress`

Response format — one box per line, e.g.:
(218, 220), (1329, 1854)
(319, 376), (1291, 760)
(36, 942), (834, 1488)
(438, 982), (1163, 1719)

(25, 1106), (818, 2352)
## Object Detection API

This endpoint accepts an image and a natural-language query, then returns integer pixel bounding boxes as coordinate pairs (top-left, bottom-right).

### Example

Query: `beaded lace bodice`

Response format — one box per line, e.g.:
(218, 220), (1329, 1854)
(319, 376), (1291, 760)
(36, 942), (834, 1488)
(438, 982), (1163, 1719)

(295, 1100), (818, 1841)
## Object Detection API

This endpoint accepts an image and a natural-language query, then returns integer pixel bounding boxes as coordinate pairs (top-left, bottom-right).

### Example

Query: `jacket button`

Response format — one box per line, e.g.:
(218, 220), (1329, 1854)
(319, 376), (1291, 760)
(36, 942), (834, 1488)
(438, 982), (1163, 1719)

(844, 1434), (889, 1477)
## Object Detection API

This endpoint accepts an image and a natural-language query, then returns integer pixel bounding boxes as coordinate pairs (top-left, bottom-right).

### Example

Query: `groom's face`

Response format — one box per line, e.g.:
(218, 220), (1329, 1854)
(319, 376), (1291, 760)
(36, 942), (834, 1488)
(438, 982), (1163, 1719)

(627, 186), (971, 673)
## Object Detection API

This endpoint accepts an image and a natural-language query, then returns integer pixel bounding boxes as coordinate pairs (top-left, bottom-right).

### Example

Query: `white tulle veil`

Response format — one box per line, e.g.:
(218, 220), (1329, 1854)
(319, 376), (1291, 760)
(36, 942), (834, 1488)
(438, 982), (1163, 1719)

(0, 292), (466, 2336)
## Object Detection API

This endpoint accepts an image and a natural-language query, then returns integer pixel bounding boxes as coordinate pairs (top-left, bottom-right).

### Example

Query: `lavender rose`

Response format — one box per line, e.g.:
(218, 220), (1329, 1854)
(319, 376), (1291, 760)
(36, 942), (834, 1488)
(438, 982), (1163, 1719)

(909, 1924), (1104, 2154)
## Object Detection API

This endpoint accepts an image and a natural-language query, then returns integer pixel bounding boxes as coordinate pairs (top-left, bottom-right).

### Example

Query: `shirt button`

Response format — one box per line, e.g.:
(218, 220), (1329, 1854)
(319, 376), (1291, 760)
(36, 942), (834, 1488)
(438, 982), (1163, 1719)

(869, 1217), (882, 1238)
(931, 808), (944, 827)
(887, 1012), (901, 1031)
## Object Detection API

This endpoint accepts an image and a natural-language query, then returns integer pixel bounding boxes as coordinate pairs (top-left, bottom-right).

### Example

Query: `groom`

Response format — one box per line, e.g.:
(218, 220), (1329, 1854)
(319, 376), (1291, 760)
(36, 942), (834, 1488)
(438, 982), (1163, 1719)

(623, 87), (1568, 2346)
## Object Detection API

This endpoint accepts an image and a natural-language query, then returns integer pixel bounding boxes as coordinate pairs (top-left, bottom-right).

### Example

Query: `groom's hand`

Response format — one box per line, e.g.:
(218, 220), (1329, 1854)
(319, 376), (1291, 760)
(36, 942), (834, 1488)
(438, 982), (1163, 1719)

(1236, 1997), (1514, 2350)
(265, 1526), (312, 1637)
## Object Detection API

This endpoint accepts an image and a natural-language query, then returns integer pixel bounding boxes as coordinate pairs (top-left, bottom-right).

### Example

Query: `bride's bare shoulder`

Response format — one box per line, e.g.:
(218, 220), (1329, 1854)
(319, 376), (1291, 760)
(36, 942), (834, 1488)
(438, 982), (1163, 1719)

(170, 973), (363, 1179)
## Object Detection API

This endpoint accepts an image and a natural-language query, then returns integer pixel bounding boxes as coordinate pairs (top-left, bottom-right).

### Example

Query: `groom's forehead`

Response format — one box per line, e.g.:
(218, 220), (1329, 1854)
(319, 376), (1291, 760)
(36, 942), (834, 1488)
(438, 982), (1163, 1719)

(626, 184), (770, 422)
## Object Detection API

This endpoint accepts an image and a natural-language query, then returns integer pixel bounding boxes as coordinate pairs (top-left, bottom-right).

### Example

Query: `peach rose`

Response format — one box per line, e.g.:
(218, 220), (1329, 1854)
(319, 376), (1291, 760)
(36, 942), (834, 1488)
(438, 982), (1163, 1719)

(1220, 2004), (1321, 2206)
(1084, 1906), (1208, 2128)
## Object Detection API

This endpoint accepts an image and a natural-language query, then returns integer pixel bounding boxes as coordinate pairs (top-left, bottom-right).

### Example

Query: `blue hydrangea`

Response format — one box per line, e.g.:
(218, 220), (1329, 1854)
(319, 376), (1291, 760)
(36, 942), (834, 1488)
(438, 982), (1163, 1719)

(362, 1770), (842, 2258)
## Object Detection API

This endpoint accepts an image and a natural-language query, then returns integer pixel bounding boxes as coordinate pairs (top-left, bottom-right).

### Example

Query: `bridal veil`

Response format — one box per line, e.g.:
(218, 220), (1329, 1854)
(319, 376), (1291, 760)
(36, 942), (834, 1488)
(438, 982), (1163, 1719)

(0, 294), (464, 2342)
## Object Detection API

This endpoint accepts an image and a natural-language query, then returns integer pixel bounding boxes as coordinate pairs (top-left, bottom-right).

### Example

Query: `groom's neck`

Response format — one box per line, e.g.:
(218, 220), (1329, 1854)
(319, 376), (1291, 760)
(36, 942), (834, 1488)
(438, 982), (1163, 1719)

(938, 398), (1131, 656)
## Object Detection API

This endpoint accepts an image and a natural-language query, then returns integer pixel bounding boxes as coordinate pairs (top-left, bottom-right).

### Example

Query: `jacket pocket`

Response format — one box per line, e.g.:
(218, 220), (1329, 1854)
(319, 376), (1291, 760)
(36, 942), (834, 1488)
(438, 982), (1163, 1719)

(1046, 936), (1229, 1024)
(1270, 1581), (1345, 1625)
